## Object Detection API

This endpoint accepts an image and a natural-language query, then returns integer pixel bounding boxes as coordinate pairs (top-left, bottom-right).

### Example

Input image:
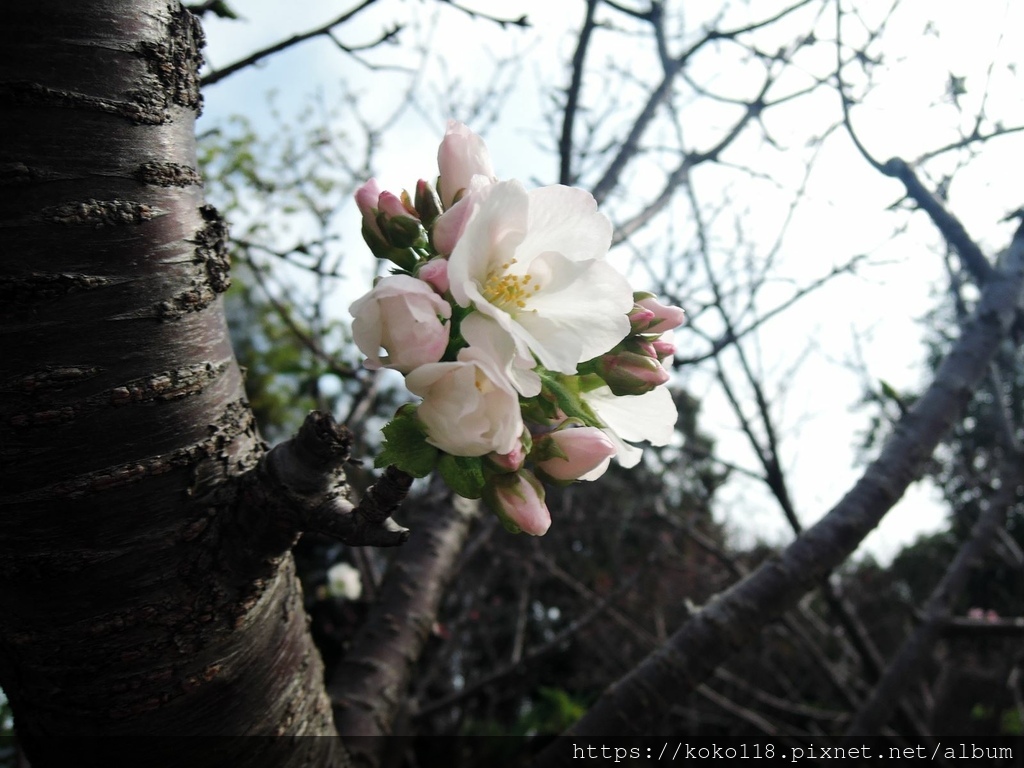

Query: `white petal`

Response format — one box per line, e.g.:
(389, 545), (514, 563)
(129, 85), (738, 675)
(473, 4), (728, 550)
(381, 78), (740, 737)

(582, 385), (677, 469)
(448, 181), (528, 308)
(589, 385), (677, 446)
(519, 256), (633, 367)
(520, 186), (612, 263)
(460, 312), (541, 397)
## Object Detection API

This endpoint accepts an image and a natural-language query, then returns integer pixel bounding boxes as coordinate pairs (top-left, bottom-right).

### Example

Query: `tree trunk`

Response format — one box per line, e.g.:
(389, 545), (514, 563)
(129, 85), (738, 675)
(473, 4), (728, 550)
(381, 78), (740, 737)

(0, 3), (346, 765)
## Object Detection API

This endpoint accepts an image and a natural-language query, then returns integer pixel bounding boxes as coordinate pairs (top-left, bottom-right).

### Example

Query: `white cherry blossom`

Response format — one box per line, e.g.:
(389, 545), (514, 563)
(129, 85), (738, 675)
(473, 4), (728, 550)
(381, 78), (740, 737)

(448, 180), (633, 375)
(349, 275), (451, 374)
(405, 346), (523, 457)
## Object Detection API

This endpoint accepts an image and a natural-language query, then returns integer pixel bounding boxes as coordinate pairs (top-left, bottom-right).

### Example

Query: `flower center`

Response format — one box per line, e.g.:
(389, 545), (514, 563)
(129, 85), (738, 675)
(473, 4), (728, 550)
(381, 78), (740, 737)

(482, 259), (538, 313)
(474, 368), (493, 393)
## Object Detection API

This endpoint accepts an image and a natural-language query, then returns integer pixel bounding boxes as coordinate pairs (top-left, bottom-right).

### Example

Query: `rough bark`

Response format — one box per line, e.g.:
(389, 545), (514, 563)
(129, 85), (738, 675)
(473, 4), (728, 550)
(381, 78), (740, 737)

(0, 3), (349, 765)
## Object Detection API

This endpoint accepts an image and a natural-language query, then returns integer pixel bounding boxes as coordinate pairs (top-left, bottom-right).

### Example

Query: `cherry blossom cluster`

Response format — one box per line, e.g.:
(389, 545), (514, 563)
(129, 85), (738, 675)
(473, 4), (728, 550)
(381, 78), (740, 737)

(349, 122), (683, 535)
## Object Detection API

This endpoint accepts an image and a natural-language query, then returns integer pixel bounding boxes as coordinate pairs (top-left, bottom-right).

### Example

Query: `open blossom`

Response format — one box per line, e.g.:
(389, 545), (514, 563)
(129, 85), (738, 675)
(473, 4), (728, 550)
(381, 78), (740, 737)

(349, 275), (451, 374)
(448, 180), (633, 375)
(581, 385), (677, 474)
(405, 347), (522, 456)
(326, 562), (362, 600)
(460, 312), (540, 397)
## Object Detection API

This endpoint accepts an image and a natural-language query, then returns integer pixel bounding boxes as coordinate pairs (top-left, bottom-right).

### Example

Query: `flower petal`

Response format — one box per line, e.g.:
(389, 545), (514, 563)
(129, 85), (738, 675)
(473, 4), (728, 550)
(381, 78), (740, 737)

(583, 385), (677, 468)
(437, 120), (497, 209)
(519, 185), (612, 263)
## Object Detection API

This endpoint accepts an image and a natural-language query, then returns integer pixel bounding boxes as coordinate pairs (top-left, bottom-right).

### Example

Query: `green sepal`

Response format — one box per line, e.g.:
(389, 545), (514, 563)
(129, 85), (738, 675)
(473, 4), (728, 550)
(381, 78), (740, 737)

(437, 453), (487, 499)
(361, 222), (420, 271)
(374, 404), (438, 478)
(537, 370), (604, 428)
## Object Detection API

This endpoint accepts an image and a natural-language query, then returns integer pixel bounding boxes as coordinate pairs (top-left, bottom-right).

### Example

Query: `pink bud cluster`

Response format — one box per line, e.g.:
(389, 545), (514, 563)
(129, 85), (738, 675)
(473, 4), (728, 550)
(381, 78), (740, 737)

(591, 293), (683, 397)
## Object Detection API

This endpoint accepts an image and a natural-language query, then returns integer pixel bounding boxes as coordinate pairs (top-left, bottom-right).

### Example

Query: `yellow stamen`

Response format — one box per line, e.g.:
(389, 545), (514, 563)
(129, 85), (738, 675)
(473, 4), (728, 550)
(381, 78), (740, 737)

(482, 265), (539, 313)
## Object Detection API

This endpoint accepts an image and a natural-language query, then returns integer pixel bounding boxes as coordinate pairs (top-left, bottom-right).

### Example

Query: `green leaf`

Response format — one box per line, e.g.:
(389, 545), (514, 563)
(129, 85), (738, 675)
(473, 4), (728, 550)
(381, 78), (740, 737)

(438, 453), (487, 499)
(375, 405), (438, 478)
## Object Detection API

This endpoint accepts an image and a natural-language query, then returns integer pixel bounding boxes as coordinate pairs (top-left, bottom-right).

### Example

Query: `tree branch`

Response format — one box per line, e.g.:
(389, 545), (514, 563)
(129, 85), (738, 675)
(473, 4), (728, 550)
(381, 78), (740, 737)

(534, 221), (1024, 764)
(881, 158), (997, 286)
(232, 411), (410, 566)
(843, 365), (1024, 741)
(559, 0), (599, 186)
(330, 492), (478, 767)
(201, 0), (391, 87)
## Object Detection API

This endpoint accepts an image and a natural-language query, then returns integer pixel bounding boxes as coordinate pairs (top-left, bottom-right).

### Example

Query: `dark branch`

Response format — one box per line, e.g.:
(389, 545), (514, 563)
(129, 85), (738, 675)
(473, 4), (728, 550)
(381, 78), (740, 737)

(436, 0), (530, 28)
(881, 158), (997, 286)
(559, 0), (599, 186)
(533, 220), (1024, 765)
(234, 411), (410, 562)
(843, 364), (1024, 740)
(201, 0), (390, 87)
(330, 492), (478, 767)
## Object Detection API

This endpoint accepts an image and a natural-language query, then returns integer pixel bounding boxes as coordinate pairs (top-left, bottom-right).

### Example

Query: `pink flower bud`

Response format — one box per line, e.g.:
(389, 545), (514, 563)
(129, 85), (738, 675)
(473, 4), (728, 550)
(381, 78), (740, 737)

(633, 338), (658, 358)
(484, 470), (550, 536)
(437, 120), (496, 209)
(487, 439), (526, 473)
(431, 197), (475, 255)
(374, 191), (425, 249)
(597, 350), (670, 396)
(535, 427), (617, 482)
(355, 178), (384, 237)
(355, 178), (382, 218)
(635, 295), (686, 334)
(377, 190), (414, 219)
(651, 337), (676, 362)
(417, 258), (450, 295)
(628, 304), (657, 333)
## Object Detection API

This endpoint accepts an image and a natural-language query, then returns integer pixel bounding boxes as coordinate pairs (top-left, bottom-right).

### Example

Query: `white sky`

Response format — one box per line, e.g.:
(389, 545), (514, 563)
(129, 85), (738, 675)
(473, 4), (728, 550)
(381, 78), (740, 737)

(198, 0), (1024, 563)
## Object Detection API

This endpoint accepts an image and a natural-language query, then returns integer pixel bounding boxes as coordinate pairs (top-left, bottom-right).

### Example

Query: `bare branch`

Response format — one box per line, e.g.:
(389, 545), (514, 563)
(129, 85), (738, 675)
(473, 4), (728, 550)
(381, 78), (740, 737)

(201, 0), (394, 87)
(880, 158), (998, 286)
(413, 554), (653, 721)
(534, 223), (1024, 763)
(435, 0), (529, 29)
(559, 0), (599, 186)
(843, 364), (1024, 741)
(330, 493), (479, 765)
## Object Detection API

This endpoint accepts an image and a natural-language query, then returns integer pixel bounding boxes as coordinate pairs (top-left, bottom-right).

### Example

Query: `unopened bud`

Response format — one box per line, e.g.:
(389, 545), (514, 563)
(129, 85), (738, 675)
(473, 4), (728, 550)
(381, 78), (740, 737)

(628, 303), (657, 333)
(597, 349), (670, 396)
(634, 294), (686, 334)
(651, 337), (676, 362)
(414, 179), (444, 224)
(484, 470), (550, 536)
(380, 213), (426, 249)
(486, 438), (526, 473)
(356, 179), (385, 239)
(417, 258), (450, 295)
(534, 427), (616, 482)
